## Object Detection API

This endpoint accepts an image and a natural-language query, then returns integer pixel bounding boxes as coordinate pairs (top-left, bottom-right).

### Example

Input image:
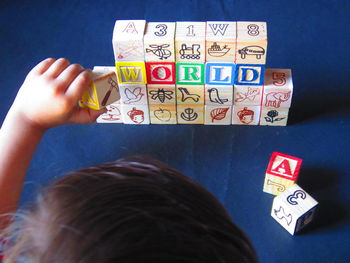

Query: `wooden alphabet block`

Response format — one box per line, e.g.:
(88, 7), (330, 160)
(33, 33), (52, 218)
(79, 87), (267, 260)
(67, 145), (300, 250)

(112, 20), (146, 62)
(121, 104), (150, 124)
(260, 107), (289, 126)
(205, 85), (233, 106)
(176, 85), (204, 105)
(147, 84), (176, 105)
(205, 63), (235, 85)
(177, 104), (204, 124)
(234, 64), (265, 86)
(236, 22), (267, 64)
(79, 67), (120, 110)
(175, 22), (206, 63)
(262, 68), (293, 109)
(206, 21), (236, 62)
(176, 63), (205, 85)
(233, 85), (263, 106)
(145, 62), (175, 84)
(118, 84), (148, 105)
(263, 152), (302, 195)
(232, 105), (261, 125)
(144, 22), (176, 62)
(271, 184), (318, 235)
(149, 104), (177, 124)
(96, 102), (122, 123)
(115, 62), (147, 84)
(204, 105), (232, 125)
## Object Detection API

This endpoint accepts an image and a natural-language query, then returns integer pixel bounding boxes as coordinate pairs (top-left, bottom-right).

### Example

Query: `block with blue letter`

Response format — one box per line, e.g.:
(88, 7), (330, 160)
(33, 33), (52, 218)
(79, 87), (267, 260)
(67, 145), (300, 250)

(234, 64), (265, 86)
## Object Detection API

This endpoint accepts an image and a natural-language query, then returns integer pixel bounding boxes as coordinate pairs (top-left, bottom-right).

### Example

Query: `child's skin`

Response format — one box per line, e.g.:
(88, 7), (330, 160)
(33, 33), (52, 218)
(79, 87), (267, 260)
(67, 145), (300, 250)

(0, 58), (105, 230)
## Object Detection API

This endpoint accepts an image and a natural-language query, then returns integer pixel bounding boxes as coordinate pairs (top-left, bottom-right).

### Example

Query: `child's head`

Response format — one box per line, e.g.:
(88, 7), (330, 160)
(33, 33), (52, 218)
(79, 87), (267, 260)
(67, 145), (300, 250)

(4, 157), (257, 263)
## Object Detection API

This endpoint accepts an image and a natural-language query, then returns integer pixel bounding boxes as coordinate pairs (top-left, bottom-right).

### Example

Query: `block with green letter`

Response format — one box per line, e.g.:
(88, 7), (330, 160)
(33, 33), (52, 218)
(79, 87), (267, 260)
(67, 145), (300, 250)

(176, 63), (205, 85)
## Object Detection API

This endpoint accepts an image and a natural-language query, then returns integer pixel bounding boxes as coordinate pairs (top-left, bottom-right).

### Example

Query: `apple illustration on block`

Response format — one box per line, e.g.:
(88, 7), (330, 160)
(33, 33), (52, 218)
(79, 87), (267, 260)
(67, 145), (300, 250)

(154, 108), (171, 122)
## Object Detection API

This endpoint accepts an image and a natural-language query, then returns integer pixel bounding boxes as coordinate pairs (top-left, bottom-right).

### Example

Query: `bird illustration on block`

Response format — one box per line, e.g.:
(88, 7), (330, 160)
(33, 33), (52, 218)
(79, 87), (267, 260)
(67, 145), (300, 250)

(208, 88), (228, 104)
(123, 87), (144, 104)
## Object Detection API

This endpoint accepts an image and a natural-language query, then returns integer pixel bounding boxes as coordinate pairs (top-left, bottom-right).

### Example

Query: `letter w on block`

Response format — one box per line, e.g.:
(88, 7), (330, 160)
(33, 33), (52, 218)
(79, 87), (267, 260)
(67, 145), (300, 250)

(116, 62), (147, 84)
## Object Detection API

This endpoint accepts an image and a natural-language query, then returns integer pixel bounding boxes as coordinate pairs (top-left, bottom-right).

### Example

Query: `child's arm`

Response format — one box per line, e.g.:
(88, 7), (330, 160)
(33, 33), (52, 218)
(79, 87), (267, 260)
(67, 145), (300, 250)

(0, 58), (104, 230)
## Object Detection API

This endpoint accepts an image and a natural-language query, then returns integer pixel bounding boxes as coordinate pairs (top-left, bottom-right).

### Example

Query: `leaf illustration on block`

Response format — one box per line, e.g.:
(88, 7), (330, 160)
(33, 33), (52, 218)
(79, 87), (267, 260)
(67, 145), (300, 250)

(210, 107), (229, 122)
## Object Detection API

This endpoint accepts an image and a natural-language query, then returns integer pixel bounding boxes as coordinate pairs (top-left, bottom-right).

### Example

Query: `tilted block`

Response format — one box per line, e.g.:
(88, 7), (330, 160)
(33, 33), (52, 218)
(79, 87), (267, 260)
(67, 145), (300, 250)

(176, 63), (205, 85)
(271, 184), (318, 235)
(79, 66), (120, 110)
(232, 105), (261, 125)
(112, 20), (146, 62)
(262, 68), (293, 109)
(145, 62), (175, 84)
(236, 22), (267, 64)
(233, 85), (263, 106)
(147, 84), (176, 105)
(96, 102), (122, 123)
(263, 152), (302, 195)
(205, 63), (235, 85)
(149, 104), (177, 124)
(144, 22), (176, 62)
(121, 104), (150, 125)
(234, 64), (265, 86)
(206, 21), (236, 62)
(177, 104), (204, 124)
(176, 85), (204, 105)
(175, 22), (206, 63)
(118, 84), (148, 105)
(205, 85), (233, 106)
(115, 62), (147, 84)
(204, 105), (232, 125)
(260, 107), (289, 126)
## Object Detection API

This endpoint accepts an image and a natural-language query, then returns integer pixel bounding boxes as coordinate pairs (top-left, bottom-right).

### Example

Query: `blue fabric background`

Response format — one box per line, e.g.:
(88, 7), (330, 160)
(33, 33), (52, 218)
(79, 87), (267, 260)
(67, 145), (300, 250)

(0, 0), (349, 261)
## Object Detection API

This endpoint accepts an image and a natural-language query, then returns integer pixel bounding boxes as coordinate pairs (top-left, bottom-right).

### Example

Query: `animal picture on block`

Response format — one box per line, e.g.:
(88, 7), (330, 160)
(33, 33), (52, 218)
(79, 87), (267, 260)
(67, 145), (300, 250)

(119, 85), (148, 105)
(205, 85), (233, 106)
(147, 85), (176, 104)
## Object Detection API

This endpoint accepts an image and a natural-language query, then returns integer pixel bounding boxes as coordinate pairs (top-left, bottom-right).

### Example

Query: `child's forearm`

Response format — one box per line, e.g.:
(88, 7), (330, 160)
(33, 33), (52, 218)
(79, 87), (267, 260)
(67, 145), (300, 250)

(0, 108), (45, 229)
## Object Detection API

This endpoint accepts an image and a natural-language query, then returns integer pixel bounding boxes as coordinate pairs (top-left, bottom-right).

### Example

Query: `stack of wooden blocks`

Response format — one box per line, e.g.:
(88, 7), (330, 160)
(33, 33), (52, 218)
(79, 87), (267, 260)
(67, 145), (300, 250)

(80, 20), (294, 125)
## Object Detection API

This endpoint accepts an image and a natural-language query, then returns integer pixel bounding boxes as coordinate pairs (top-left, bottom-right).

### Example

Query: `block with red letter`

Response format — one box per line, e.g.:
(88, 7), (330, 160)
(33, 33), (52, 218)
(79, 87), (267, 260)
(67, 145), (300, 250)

(271, 184), (318, 235)
(263, 152), (303, 195)
(145, 62), (175, 84)
(112, 20), (146, 62)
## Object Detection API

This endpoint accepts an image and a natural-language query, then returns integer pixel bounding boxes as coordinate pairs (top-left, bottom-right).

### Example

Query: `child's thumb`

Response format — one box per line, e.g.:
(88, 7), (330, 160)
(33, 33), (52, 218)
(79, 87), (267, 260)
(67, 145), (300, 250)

(69, 107), (107, 124)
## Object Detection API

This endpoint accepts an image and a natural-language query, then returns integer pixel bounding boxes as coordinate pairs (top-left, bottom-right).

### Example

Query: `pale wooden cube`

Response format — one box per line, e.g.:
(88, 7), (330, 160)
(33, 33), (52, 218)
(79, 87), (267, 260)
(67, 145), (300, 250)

(147, 84), (176, 105)
(118, 84), (148, 105)
(260, 107), (289, 126)
(175, 22), (206, 63)
(96, 102), (122, 123)
(234, 64), (265, 86)
(79, 67), (120, 110)
(204, 105), (232, 125)
(121, 104), (150, 125)
(177, 104), (204, 124)
(262, 68), (293, 108)
(232, 105), (261, 125)
(205, 85), (233, 106)
(149, 104), (177, 124)
(112, 20), (146, 62)
(271, 184), (318, 235)
(176, 85), (204, 105)
(144, 22), (176, 62)
(206, 21), (236, 62)
(236, 21), (267, 64)
(233, 85), (263, 106)
(205, 62), (235, 85)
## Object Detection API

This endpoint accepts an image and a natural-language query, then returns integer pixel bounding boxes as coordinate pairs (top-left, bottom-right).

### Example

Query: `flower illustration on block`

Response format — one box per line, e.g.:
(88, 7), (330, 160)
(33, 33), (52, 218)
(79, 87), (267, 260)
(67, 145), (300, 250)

(265, 110), (285, 123)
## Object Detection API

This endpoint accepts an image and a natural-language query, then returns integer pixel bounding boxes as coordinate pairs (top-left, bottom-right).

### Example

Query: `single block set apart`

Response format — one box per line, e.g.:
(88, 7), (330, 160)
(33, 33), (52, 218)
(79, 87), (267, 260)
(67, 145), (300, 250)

(81, 20), (294, 125)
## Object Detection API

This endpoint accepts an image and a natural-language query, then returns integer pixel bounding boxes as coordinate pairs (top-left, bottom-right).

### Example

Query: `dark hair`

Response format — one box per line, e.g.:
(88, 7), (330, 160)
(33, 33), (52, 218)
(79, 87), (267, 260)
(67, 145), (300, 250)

(4, 157), (257, 263)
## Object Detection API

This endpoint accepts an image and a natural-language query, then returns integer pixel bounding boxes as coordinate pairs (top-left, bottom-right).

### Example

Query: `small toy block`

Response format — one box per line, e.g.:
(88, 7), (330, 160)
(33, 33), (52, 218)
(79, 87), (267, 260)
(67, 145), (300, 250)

(204, 105), (232, 125)
(79, 67), (120, 110)
(263, 152), (302, 195)
(96, 102), (122, 123)
(236, 22), (267, 64)
(118, 84), (148, 105)
(206, 21), (236, 62)
(271, 184), (318, 235)
(147, 84), (176, 105)
(205, 85), (233, 106)
(176, 63), (205, 85)
(205, 63), (235, 85)
(234, 64), (265, 86)
(175, 22), (206, 63)
(144, 22), (176, 62)
(115, 62), (147, 84)
(112, 20), (146, 62)
(176, 85), (204, 105)
(177, 104), (204, 124)
(145, 62), (175, 84)
(262, 68), (293, 109)
(232, 105), (261, 125)
(149, 104), (177, 124)
(233, 85), (263, 106)
(121, 104), (150, 125)
(260, 107), (289, 126)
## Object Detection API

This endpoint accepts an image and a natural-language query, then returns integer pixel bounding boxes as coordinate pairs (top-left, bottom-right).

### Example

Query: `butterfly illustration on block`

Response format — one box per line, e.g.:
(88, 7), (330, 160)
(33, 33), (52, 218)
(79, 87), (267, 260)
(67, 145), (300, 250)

(123, 87), (144, 104)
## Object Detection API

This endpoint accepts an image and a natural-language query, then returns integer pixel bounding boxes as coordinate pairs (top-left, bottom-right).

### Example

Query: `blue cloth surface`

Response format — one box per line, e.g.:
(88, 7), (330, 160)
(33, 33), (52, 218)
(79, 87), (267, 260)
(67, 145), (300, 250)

(0, 0), (349, 262)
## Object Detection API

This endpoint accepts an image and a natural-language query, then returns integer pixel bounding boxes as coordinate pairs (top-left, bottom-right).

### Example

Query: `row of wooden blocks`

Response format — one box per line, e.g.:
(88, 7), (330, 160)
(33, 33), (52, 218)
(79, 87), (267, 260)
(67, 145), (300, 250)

(113, 20), (267, 64)
(263, 152), (318, 235)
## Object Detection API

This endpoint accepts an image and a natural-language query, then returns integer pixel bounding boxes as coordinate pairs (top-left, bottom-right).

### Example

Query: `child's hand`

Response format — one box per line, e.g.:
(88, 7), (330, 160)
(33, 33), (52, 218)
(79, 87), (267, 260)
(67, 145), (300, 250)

(10, 58), (105, 130)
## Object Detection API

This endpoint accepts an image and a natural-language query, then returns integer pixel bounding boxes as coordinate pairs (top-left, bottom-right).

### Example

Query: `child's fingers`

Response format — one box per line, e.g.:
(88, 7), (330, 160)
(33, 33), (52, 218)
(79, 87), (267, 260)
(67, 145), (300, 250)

(68, 107), (106, 124)
(55, 64), (85, 92)
(64, 69), (92, 100)
(28, 58), (56, 76)
(44, 58), (71, 78)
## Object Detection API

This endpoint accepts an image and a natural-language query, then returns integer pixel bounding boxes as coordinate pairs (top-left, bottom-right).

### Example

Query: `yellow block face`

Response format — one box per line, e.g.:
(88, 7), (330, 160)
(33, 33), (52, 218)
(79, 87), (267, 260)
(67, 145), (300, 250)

(115, 62), (147, 84)
(177, 104), (204, 124)
(149, 104), (177, 124)
(78, 83), (101, 110)
(263, 173), (295, 196)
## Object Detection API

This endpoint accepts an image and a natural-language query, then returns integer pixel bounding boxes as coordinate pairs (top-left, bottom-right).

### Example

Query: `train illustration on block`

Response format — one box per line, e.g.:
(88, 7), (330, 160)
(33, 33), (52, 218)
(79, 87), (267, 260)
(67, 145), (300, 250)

(179, 44), (201, 59)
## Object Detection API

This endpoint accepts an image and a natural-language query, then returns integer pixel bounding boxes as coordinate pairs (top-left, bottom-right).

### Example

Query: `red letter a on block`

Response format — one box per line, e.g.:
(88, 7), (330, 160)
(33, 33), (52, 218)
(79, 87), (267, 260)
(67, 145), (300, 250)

(271, 159), (292, 176)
